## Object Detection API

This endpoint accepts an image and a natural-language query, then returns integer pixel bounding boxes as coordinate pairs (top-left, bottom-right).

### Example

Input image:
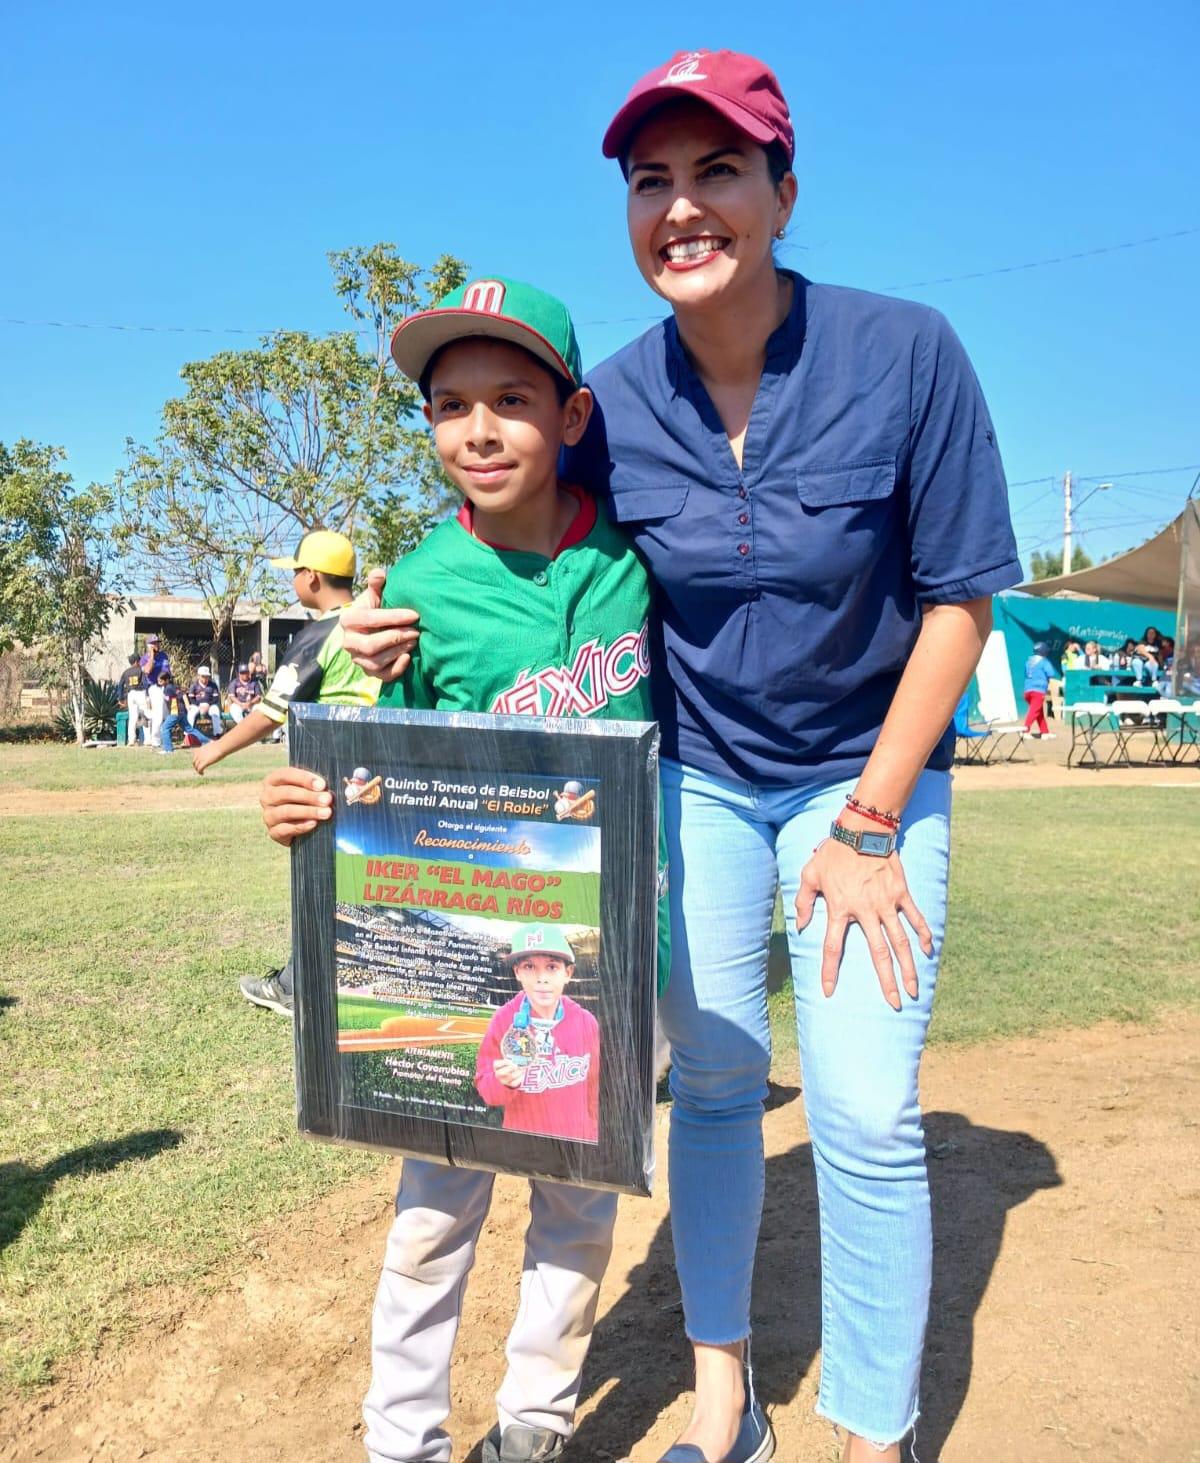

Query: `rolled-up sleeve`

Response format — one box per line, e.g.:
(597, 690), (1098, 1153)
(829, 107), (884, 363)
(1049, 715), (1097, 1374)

(906, 309), (1022, 605)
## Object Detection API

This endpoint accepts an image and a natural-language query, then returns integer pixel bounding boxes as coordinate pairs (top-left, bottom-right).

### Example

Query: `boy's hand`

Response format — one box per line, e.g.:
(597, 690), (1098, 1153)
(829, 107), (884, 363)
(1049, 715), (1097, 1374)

(341, 566), (420, 682)
(192, 743), (220, 777)
(492, 1059), (525, 1089)
(260, 766), (333, 847)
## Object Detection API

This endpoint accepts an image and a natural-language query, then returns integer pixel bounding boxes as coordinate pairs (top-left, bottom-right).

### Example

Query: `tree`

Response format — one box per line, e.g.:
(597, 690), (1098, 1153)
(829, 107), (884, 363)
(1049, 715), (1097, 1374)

(0, 440), (124, 744)
(1029, 545), (1094, 581)
(116, 246), (467, 652)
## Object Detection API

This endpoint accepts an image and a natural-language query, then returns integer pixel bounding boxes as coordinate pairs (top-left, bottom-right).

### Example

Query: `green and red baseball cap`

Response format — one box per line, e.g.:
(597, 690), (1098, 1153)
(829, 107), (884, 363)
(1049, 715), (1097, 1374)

(390, 276), (582, 396)
(504, 924), (577, 966)
(602, 49), (795, 165)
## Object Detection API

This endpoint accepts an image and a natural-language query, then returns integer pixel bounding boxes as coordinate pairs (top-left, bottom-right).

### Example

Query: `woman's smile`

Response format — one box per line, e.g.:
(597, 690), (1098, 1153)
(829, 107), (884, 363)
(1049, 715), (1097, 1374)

(660, 235), (732, 270)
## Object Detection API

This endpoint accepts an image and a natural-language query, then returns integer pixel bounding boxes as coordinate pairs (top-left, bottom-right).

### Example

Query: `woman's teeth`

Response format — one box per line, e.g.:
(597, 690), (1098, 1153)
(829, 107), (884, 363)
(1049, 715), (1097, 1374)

(664, 238), (726, 261)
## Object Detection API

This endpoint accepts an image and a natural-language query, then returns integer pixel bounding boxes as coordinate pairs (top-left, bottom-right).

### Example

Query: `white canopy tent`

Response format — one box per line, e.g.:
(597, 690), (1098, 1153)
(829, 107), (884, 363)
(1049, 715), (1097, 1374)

(1016, 496), (1200, 696)
(1016, 498), (1198, 612)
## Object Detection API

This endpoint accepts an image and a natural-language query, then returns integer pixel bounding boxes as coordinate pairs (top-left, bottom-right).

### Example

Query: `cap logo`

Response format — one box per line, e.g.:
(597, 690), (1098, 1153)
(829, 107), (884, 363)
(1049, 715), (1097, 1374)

(525, 929), (544, 948)
(660, 52), (708, 86)
(463, 279), (506, 315)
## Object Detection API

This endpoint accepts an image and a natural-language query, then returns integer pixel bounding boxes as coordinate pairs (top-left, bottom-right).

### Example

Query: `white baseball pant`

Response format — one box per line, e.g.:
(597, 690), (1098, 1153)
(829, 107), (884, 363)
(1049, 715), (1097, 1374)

(363, 1159), (617, 1463)
(126, 689), (149, 744)
(188, 703), (223, 735)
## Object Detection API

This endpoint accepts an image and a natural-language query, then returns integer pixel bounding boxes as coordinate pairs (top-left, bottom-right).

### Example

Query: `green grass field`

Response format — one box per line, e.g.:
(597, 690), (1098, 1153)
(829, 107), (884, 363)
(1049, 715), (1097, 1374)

(0, 741), (285, 792)
(2, 749), (1198, 1391)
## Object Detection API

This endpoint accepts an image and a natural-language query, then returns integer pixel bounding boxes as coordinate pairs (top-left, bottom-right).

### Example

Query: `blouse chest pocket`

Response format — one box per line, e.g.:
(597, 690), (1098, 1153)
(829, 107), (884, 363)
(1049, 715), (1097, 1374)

(795, 459), (896, 510)
(606, 483), (690, 524)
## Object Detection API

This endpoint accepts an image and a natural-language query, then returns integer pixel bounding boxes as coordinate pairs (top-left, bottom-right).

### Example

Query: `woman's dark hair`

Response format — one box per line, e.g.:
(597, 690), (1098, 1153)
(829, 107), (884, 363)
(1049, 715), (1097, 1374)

(419, 339), (576, 406)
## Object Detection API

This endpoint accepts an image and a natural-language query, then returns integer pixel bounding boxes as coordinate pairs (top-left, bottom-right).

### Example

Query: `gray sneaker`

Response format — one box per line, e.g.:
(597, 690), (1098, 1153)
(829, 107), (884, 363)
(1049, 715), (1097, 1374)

(481, 1424), (566, 1463)
(239, 971), (294, 1017)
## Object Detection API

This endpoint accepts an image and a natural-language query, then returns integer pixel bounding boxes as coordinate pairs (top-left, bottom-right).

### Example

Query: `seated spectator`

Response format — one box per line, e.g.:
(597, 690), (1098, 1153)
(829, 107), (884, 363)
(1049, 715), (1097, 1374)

(1143, 625), (1162, 652)
(156, 670), (211, 755)
(187, 665), (223, 736)
(247, 650), (268, 684)
(1062, 640), (1084, 669)
(1080, 640), (1109, 670)
(226, 664), (264, 723)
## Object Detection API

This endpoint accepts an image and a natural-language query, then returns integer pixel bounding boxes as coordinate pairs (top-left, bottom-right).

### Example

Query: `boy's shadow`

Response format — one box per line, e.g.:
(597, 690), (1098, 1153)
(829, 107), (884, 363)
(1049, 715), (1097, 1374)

(0, 1129), (183, 1252)
(573, 1107), (1061, 1462)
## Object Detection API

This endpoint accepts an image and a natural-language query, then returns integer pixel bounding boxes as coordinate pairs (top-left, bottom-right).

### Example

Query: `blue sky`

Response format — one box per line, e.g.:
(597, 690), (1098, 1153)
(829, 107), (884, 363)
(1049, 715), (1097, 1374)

(2, 0), (1197, 573)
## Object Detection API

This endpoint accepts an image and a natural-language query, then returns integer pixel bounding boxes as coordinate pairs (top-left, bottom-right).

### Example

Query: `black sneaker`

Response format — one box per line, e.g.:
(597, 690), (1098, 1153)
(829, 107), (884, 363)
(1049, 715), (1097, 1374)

(481, 1424), (566, 1463)
(239, 971), (294, 1017)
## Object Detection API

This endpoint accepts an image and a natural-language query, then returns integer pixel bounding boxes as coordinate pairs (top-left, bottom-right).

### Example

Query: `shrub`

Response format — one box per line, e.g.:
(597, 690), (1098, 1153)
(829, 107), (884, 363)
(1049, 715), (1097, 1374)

(53, 677), (120, 741)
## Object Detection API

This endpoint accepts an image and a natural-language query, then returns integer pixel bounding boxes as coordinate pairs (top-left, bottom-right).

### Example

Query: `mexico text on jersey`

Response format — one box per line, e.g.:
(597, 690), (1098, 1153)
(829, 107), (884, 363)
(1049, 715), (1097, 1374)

(489, 624), (651, 717)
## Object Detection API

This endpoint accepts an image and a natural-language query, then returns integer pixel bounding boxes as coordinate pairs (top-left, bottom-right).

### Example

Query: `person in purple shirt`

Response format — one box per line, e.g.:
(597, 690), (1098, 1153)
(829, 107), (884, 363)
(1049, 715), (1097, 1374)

(264, 48), (1021, 1463)
(155, 670), (211, 755)
(186, 665), (223, 737)
(225, 664), (263, 723)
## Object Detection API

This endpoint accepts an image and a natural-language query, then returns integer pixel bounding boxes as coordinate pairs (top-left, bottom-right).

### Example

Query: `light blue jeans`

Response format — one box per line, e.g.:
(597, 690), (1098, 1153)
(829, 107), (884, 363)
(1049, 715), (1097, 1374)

(659, 758), (951, 1446)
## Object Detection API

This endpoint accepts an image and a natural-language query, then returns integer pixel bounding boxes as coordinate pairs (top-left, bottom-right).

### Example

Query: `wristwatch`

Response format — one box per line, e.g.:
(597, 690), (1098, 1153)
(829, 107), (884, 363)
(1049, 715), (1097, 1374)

(828, 820), (897, 857)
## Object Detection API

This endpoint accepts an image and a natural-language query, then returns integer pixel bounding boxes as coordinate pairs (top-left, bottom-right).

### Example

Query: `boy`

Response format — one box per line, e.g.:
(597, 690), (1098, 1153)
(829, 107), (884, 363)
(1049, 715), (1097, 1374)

(154, 669), (211, 754)
(259, 276), (667, 1463)
(186, 664), (223, 737)
(193, 529), (380, 1015)
(476, 926), (600, 1144)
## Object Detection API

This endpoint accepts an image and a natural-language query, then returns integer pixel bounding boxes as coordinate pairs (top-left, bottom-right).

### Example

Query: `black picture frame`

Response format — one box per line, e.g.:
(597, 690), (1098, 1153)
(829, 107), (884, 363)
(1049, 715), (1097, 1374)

(288, 703), (660, 1196)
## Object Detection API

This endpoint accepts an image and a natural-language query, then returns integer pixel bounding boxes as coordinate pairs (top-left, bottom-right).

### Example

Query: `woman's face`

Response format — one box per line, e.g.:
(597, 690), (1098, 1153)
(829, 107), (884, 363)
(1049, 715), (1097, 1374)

(625, 100), (795, 314)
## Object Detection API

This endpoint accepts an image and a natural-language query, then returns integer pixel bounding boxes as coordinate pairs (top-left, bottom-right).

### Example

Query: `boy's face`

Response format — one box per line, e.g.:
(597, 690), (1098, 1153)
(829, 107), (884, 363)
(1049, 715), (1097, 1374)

(424, 340), (591, 514)
(512, 953), (572, 1016)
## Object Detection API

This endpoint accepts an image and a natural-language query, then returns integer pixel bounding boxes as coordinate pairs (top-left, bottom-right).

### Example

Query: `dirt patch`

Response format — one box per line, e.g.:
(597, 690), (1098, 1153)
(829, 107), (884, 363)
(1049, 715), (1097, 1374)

(5, 1017), (1199, 1462)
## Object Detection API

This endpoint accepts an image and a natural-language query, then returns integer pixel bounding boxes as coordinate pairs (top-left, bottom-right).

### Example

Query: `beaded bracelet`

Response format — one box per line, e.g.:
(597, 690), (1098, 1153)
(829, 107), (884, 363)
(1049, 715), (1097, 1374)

(844, 795), (901, 830)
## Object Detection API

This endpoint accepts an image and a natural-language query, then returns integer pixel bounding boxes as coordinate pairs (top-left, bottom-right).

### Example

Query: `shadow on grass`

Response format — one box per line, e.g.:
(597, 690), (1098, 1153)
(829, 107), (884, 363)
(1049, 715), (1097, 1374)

(571, 1109), (1061, 1463)
(0, 995), (16, 1017)
(0, 1128), (184, 1252)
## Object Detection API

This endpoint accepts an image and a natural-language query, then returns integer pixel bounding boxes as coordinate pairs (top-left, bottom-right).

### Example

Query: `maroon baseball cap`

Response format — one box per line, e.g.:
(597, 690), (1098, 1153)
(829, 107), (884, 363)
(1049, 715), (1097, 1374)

(602, 49), (794, 165)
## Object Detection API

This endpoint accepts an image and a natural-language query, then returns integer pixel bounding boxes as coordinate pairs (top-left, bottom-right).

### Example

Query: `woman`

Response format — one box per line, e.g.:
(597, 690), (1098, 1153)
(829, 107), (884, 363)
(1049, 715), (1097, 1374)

(265, 49), (1020, 1463)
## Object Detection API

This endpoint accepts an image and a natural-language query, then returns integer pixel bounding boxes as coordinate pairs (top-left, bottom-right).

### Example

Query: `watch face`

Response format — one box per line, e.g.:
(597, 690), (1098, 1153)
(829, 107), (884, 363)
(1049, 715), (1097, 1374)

(860, 830), (894, 857)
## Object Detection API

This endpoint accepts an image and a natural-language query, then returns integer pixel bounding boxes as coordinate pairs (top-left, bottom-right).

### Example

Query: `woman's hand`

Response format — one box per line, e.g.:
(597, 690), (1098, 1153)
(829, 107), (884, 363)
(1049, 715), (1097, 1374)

(794, 838), (933, 1010)
(260, 766), (333, 847)
(341, 567), (421, 681)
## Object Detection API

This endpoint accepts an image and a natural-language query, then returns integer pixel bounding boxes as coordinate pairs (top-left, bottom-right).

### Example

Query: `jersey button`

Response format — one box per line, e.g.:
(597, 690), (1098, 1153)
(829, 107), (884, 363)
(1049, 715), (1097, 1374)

(533, 570), (548, 586)
(737, 512), (749, 525)
(737, 485), (748, 499)
(737, 542), (750, 556)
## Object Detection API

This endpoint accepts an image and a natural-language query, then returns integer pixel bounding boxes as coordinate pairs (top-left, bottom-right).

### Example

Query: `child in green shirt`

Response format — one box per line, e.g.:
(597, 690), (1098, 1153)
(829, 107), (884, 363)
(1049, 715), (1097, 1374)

(261, 277), (665, 1463)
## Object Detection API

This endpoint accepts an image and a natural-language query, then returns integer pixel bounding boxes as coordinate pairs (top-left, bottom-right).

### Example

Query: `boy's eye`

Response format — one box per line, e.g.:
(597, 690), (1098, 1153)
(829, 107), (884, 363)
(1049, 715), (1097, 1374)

(632, 175), (667, 194)
(436, 397), (465, 414)
(497, 393), (526, 408)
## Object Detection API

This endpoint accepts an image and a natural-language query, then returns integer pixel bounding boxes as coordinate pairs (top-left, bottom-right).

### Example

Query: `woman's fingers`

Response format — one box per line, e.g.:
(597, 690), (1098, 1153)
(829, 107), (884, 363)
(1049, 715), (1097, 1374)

(820, 914), (848, 998)
(882, 913), (918, 1002)
(899, 891), (934, 957)
(260, 767), (332, 846)
(793, 862), (820, 932)
(340, 604), (420, 681)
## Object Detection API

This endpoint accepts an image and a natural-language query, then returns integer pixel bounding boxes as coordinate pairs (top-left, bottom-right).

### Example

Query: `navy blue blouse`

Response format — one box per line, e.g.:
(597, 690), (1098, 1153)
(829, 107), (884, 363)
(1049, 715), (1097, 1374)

(565, 273), (1021, 788)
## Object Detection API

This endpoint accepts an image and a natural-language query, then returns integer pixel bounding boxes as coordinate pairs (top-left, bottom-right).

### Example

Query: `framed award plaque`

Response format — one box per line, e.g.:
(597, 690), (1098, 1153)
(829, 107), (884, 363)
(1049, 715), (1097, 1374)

(288, 704), (661, 1196)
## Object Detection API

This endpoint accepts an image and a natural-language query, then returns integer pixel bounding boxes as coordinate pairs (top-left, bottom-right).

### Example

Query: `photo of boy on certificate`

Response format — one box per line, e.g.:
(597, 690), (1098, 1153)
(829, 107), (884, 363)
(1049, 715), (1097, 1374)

(476, 925), (600, 1144)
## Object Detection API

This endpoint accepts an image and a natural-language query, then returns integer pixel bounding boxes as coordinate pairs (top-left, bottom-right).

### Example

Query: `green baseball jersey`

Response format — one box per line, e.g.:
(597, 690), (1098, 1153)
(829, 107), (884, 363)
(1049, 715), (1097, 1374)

(260, 606), (381, 725)
(379, 500), (669, 990)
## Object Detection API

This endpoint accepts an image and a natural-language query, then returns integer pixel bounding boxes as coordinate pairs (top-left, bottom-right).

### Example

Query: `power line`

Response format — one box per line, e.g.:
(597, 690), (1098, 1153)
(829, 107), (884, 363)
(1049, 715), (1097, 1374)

(878, 226), (1198, 292)
(1, 228), (1194, 341)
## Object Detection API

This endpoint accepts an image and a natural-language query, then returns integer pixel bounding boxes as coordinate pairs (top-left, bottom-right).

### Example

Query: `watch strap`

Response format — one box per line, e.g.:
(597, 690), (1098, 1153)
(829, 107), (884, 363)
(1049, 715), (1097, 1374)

(829, 820), (897, 857)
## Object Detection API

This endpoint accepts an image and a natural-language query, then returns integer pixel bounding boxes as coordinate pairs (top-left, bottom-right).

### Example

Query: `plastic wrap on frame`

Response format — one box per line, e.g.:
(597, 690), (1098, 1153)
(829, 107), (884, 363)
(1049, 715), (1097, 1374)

(289, 703), (660, 1197)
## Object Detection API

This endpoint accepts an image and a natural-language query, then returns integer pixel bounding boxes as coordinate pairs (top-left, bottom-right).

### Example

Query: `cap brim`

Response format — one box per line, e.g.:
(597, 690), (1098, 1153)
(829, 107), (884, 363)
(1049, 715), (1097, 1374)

(603, 89), (779, 160)
(268, 555), (301, 569)
(391, 310), (576, 390)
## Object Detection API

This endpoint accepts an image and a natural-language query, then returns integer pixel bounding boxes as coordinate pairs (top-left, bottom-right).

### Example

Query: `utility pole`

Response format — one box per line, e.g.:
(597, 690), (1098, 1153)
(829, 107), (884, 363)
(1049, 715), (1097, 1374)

(1061, 469), (1073, 576)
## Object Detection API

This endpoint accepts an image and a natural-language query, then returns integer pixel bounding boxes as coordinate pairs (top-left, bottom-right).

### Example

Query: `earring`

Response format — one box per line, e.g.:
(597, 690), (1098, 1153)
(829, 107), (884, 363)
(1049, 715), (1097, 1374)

(776, 228), (786, 239)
